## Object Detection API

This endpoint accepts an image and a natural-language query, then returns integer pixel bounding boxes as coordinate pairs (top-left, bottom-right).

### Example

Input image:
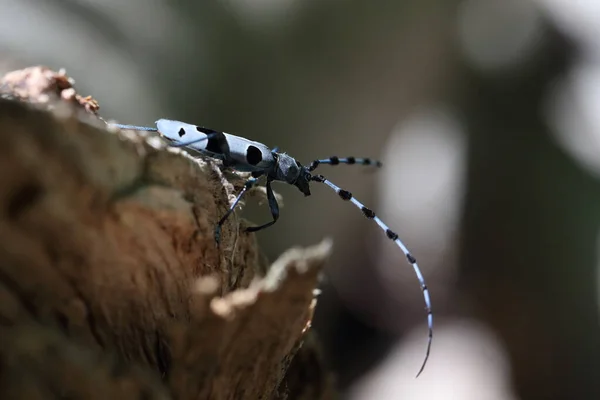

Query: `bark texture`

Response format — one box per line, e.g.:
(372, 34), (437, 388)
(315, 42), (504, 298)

(0, 66), (334, 399)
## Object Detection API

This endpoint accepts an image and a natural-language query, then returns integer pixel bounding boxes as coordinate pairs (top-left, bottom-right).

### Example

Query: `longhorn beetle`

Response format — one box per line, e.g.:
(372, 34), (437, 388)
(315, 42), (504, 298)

(111, 119), (433, 377)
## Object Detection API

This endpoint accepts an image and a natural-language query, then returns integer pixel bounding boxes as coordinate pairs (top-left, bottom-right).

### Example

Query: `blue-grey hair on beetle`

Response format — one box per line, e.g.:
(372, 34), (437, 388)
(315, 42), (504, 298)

(111, 119), (433, 377)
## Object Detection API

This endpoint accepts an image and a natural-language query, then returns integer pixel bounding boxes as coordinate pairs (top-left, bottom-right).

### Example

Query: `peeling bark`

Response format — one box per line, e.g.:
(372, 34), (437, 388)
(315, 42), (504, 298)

(0, 66), (335, 399)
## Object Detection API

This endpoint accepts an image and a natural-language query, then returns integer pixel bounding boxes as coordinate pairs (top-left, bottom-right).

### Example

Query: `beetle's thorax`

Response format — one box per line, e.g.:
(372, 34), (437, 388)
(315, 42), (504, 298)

(271, 152), (311, 196)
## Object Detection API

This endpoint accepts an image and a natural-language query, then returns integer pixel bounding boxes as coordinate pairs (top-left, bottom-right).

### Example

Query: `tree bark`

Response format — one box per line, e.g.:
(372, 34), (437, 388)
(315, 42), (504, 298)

(0, 66), (334, 400)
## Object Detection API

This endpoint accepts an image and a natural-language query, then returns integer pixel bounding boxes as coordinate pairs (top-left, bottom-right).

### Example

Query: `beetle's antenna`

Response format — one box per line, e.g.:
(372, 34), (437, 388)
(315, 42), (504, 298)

(110, 123), (158, 132)
(308, 156), (383, 171)
(311, 173), (432, 377)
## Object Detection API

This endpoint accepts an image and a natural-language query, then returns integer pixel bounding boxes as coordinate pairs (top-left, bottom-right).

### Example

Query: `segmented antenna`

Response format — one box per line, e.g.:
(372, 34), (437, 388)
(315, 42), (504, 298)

(309, 156), (383, 171)
(110, 123), (158, 132)
(310, 174), (432, 378)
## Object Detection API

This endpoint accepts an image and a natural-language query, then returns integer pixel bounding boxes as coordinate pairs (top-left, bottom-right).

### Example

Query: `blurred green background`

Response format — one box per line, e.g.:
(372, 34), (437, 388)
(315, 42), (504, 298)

(3, 0), (600, 398)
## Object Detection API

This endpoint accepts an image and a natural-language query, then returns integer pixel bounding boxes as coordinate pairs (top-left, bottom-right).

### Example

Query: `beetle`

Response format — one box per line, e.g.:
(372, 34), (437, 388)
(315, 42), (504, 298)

(112, 118), (433, 377)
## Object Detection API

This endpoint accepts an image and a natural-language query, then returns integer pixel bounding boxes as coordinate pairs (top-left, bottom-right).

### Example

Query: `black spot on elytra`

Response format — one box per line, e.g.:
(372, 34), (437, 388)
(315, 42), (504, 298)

(206, 137), (222, 153)
(246, 145), (263, 165)
(196, 126), (214, 134)
(196, 127), (227, 154)
(178, 127), (185, 137)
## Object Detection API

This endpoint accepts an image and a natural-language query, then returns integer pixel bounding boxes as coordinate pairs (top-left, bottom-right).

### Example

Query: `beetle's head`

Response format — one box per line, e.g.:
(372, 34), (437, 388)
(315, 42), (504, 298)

(274, 153), (311, 196)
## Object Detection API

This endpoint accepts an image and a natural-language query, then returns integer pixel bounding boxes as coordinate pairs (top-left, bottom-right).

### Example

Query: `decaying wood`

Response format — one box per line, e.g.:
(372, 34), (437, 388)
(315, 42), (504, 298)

(0, 66), (335, 399)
